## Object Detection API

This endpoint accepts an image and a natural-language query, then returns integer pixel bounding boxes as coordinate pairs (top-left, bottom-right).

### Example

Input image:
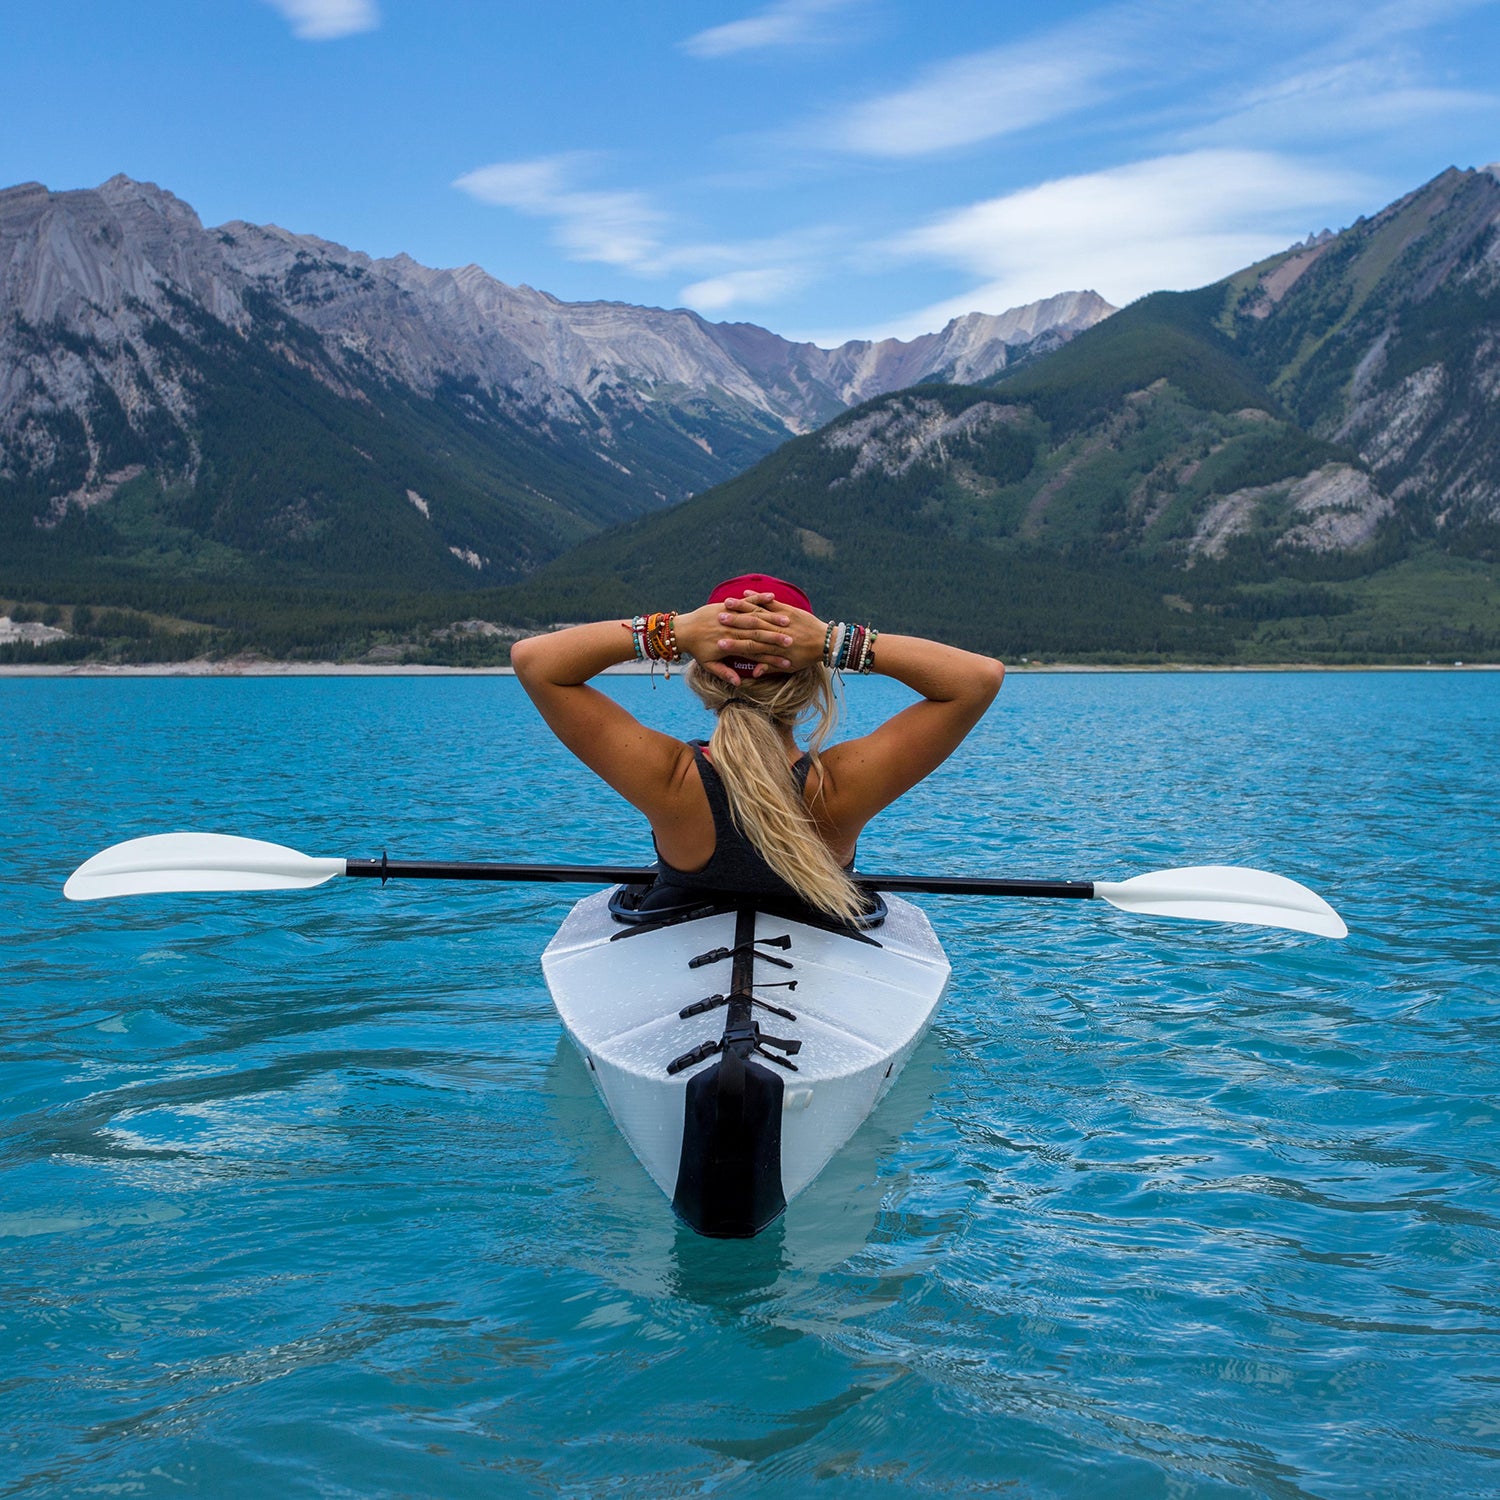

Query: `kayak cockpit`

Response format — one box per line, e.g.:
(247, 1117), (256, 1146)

(606, 878), (889, 933)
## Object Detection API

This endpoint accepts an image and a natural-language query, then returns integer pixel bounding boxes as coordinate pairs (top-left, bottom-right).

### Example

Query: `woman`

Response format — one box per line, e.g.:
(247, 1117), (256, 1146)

(511, 574), (1005, 922)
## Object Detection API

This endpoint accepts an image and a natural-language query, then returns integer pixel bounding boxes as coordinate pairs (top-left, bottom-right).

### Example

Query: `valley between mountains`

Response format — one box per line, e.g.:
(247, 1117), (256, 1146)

(2, 166), (1498, 665)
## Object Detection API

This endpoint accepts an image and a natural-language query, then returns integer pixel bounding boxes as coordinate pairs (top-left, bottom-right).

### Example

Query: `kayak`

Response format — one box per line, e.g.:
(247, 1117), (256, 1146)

(541, 883), (951, 1237)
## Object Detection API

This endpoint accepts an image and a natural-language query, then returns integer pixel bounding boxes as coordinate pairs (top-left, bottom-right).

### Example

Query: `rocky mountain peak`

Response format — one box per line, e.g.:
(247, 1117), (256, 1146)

(3, 176), (1112, 432)
(0, 181), (50, 215)
(0, 171), (1118, 588)
(96, 173), (202, 225)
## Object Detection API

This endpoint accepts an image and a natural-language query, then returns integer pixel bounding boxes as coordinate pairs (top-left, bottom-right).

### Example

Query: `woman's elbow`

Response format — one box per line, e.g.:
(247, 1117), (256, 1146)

(973, 654), (1005, 705)
(509, 634), (542, 682)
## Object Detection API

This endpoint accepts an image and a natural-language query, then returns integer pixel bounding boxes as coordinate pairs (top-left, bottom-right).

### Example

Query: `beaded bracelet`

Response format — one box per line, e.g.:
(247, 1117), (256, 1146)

(623, 611), (684, 675)
(825, 622), (847, 669)
(646, 611), (681, 663)
(826, 622), (845, 669)
(847, 625), (867, 672)
(821, 621), (877, 674)
(625, 615), (647, 661)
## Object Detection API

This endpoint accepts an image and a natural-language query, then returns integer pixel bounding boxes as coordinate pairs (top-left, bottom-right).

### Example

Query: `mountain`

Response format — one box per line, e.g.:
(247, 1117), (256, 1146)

(500, 165), (1500, 663)
(9, 164), (1497, 665)
(0, 174), (1111, 599)
(708, 292), (1112, 424)
(1232, 164), (1500, 542)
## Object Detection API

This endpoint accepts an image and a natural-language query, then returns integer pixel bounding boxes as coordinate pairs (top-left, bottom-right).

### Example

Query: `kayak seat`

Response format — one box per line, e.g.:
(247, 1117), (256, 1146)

(608, 881), (726, 924)
(607, 880), (887, 932)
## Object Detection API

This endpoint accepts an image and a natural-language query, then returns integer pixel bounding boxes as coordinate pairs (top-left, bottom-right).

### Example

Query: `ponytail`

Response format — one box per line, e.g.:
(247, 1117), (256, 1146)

(686, 663), (866, 923)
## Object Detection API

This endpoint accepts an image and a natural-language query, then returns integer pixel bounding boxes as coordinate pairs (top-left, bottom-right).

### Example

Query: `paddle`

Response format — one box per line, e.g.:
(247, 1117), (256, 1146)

(63, 832), (1348, 938)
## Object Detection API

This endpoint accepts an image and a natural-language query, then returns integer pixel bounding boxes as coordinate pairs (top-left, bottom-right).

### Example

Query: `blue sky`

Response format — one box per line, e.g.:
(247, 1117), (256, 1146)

(5, 0), (1499, 343)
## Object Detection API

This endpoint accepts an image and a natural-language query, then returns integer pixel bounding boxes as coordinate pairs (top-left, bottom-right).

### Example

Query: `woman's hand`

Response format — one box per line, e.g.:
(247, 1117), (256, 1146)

(675, 591), (825, 685)
(722, 592), (827, 672)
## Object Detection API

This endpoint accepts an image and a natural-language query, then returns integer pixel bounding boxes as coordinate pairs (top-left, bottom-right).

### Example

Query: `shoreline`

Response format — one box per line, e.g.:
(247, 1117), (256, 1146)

(0, 659), (1494, 678)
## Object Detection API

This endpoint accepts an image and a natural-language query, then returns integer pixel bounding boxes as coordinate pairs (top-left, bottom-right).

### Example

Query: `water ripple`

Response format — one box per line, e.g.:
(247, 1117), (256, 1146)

(2, 672), (1497, 1497)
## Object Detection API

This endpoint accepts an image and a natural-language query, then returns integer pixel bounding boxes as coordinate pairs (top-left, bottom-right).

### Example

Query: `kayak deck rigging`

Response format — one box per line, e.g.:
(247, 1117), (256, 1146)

(543, 882), (950, 1238)
(667, 908), (806, 1076)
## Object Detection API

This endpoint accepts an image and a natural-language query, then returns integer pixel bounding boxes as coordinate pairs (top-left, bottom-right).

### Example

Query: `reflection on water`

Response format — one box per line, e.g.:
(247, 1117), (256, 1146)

(546, 1032), (949, 1309)
(2, 672), (1498, 1497)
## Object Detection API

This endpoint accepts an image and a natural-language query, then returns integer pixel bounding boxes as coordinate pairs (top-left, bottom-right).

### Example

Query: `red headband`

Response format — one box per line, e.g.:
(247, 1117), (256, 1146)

(705, 573), (812, 678)
(706, 573), (813, 613)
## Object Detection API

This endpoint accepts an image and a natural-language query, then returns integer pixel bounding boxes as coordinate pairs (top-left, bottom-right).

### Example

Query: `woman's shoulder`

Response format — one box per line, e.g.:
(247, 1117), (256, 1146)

(669, 739), (717, 795)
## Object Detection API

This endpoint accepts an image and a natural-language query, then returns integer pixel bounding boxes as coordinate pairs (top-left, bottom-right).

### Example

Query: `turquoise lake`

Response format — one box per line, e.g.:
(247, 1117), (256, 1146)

(3, 670), (1497, 1498)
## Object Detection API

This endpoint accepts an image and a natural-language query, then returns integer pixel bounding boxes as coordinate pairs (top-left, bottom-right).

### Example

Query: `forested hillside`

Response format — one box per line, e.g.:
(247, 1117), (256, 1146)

(0, 175), (1107, 631)
(496, 167), (1500, 664)
(4, 166), (1498, 664)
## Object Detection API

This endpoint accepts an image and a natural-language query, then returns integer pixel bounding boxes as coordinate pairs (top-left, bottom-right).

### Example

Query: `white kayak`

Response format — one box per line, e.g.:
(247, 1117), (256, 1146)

(541, 884), (950, 1237)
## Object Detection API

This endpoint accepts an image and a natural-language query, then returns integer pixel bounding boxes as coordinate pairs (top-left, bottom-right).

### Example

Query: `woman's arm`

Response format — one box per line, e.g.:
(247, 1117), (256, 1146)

(819, 631), (1005, 829)
(718, 595), (1004, 835)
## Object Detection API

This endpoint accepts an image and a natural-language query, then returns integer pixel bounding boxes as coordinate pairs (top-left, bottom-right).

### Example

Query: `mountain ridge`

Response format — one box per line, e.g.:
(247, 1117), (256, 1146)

(0, 173), (1111, 593)
(492, 164), (1500, 663)
(4, 165), (1497, 664)
(1, 172), (1110, 462)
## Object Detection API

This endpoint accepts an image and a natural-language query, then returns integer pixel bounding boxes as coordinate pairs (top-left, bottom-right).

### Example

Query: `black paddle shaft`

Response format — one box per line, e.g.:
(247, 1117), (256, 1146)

(344, 858), (654, 885)
(858, 874), (1094, 898)
(343, 857), (1095, 900)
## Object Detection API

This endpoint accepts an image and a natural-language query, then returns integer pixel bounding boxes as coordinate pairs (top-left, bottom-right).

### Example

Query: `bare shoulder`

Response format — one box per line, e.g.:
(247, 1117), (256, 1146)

(810, 653), (1003, 833)
(651, 739), (716, 822)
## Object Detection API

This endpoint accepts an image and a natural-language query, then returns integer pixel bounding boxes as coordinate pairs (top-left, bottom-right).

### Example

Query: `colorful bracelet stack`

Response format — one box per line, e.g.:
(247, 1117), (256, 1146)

(821, 622), (878, 674)
(623, 612), (683, 667)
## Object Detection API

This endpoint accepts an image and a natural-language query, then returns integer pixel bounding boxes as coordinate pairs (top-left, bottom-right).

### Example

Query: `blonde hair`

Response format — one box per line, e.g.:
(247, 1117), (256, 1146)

(685, 662), (867, 923)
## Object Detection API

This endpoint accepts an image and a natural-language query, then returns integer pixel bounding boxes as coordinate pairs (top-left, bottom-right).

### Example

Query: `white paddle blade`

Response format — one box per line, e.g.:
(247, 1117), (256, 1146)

(65, 832), (346, 901)
(1092, 865), (1347, 939)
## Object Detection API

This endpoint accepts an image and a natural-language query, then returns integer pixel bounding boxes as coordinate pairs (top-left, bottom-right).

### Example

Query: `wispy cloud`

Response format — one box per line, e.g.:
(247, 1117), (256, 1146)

(679, 267), (809, 311)
(682, 0), (860, 60)
(457, 1), (1495, 334)
(883, 150), (1368, 336)
(1339, 0), (1500, 47)
(1188, 59), (1495, 147)
(262, 0), (379, 41)
(813, 0), (1500, 160)
(827, 31), (1127, 156)
(454, 155), (827, 313)
(454, 156), (668, 270)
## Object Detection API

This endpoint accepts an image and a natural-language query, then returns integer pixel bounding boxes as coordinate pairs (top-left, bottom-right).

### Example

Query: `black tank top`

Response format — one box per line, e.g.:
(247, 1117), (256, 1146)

(651, 741), (818, 901)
